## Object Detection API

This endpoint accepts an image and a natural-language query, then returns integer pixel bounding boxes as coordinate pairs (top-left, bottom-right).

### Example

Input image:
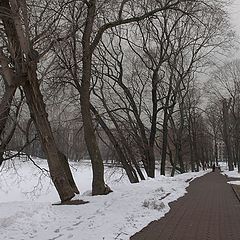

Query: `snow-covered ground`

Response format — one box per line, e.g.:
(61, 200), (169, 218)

(0, 157), (209, 240)
(220, 161), (240, 185)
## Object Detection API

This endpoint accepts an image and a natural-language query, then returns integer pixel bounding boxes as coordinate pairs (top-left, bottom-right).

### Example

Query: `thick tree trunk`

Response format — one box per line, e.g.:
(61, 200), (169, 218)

(190, 113), (200, 172)
(222, 99), (234, 171)
(58, 151), (79, 194)
(147, 148), (155, 178)
(0, 35), (17, 168)
(187, 112), (196, 172)
(23, 68), (77, 201)
(80, 92), (106, 194)
(0, 85), (16, 136)
(214, 138), (218, 166)
(161, 109), (169, 175)
(193, 136), (200, 172)
(81, 2), (110, 195)
(0, 50), (17, 168)
(160, 81), (175, 176)
(146, 69), (159, 178)
(169, 149), (175, 177)
(0, 152), (3, 166)
(178, 105), (185, 173)
(0, 0), (79, 202)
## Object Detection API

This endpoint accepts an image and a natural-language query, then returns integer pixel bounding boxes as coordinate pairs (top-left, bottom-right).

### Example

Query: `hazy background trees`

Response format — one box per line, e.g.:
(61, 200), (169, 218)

(206, 59), (240, 172)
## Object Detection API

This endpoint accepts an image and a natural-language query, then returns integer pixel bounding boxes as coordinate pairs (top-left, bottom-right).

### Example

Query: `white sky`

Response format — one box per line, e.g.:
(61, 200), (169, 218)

(224, 0), (240, 58)
(229, 0), (240, 34)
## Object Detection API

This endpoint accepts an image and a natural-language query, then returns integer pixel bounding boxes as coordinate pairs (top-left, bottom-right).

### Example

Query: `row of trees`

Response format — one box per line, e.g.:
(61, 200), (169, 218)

(206, 59), (240, 173)
(0, 0), (235, 201)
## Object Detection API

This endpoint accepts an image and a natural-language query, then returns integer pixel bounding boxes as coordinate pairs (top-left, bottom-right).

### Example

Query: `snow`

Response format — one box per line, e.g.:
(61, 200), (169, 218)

(220, 161), (240, 179)
(219, 161), (240, 186)
(227, 180), (240, 185)
(0, 157), (209, 240)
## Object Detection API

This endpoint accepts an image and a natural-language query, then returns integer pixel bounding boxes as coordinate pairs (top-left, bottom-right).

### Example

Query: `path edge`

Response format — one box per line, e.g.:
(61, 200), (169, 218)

(225, 174), (240, 203)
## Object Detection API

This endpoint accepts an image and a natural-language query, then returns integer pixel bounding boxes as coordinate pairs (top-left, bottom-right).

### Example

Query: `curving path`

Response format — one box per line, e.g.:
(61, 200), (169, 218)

(130, 170), (240, 240)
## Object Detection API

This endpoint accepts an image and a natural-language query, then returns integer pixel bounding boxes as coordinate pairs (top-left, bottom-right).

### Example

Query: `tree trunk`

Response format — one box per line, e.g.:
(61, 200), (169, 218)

(58, 151), (79, 194)
(193, 136), (200, 172)
(81, 2), (110, 195)
(133, 160), (145, 180)
(0, 0), (79, 201)
(214, 137), (218, 166)
(147, 148), (155, 178)
(90, 104), (139, 183)
(187, 112), (195, 172)
(80, 92), (107, 194)
(161, 109), (169, 175)
(222, 99), (234, 171)
(0, 85), (16, 136)
(117, 79), (153, 177)
(0, 152), (3, 166)
(23, 68), (78, 201)
(169, 143), (176, 177)
(177, 144), (185, 173)
(146, 69), (159, 178)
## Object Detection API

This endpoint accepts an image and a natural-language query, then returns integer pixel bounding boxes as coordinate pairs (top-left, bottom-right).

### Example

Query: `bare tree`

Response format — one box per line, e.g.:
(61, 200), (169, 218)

(205, 103), (222, 167)
(51, 0), (206, 189)
(207, 60), (240, 171)
(0, 0), (79, 202)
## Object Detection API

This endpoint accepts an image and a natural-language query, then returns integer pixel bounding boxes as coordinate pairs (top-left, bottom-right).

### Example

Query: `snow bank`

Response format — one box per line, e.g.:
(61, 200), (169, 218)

(220, 162), (240, 179)
(227, 180), (240, 185)
(0, 157), (208, 240)
(219, 162), (240, 186)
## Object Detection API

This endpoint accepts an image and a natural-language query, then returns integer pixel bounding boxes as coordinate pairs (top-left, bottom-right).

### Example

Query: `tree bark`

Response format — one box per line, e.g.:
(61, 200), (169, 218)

(23, 68), (78, 201)
(161, 108), (169, 175)
(222, 99), (234, 171)
(81, 1), (110, 195)
(0, 0), (79, 201)
(90, 104), (139, 183)
(0, 85), (16, 136)
(58, 151), (79, 194)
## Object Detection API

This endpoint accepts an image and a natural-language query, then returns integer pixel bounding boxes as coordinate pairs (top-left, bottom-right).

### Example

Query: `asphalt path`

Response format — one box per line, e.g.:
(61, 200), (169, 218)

(131, 170), (240, 240)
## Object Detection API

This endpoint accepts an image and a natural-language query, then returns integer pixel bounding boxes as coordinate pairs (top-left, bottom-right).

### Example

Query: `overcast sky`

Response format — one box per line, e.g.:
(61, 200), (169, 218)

(226, 0), (240, 58)
(229, 1), (240, 34)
